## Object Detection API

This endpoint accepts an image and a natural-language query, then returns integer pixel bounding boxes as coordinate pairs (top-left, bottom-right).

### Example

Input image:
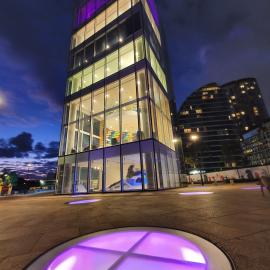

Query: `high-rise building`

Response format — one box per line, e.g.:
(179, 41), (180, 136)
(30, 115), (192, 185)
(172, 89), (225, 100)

(222, 78), (269, 134)
(176, 84), (243, 173)
(242, 120), (270, 166)
(56, 0), (182, 194)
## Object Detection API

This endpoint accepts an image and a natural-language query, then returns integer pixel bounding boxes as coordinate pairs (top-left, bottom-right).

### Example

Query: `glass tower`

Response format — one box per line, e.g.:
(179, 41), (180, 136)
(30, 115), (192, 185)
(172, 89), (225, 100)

(56, 0), (181, 194)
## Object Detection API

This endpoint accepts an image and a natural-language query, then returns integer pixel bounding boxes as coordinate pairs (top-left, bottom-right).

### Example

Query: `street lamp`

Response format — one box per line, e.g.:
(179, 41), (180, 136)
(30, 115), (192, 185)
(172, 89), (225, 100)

(189, 134), (204, 186)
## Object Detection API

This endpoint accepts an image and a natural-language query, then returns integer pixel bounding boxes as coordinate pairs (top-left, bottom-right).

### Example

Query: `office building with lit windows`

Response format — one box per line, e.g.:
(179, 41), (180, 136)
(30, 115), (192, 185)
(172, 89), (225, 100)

(222, 78), (269, 134)
(176, 84), (243, 173)
(56, 0), (182, 194)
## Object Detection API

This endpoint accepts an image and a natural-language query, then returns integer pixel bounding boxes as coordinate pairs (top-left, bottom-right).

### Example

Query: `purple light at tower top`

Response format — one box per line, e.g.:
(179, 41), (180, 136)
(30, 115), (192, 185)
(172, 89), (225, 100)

(147, 0), (159, 25)
(68, 199), (101, 205)
(75, 0), (110, 28)
(179, 192), (214, 196)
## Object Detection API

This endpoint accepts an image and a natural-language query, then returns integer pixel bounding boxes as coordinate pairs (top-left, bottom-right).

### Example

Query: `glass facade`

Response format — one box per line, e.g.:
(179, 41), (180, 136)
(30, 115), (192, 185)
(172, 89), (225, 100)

(57, 0), (181, 194)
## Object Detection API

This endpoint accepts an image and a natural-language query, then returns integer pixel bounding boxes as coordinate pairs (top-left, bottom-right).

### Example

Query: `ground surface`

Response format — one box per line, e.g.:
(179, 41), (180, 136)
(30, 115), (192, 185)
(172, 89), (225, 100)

(0, 184), (269, 270)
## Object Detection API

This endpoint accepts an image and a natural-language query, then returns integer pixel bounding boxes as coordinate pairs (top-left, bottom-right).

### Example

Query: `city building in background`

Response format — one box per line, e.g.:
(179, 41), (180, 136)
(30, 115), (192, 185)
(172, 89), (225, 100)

(222, 78), (269, 134)
(57, 0), (182, 194)
(242, 120), (270, 167)
(176, 83), (243, 173)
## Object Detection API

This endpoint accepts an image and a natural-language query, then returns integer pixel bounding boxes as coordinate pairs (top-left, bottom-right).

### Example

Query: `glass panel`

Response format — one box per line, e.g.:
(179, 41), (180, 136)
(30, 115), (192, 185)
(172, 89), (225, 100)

(107, 27), (119, 49)
(79, 95), (91, 152)
(95, 35), (106, 56)
(141, 141), (156, 190)
(139, 99), (151, 140)
(83, 66), (93, 89)
(154, 142), (163, 189)
(106, 2), (118, 25)
(119, 0), (131, 16)
(74, 27), (85, 48)
(122, 143), (142, 191)
(59, 126), (68, 156)
(91, 113), (104, 150)
(68, 99), (81, 123)
(74, 50), (84, 69)
(156, 108), (165, 144)
(167, 152), (175, 188)
(137, 69), (147, 98)
(120, 42), (134, 70)
(150, 101), (158, 139)
(89, 149), (103, 192)
(153, 79), (161, 107)
(85, 20), (95, 40)
(93, 88), (104, 114)
(94, 58), (105, 83)
(56, 157), (64, 194)
(85, 43), (94, 63)
(66, 123), (79, 155)
(68, 72), (82, 95)
(160, 148), (169, 189)
(121, 73), (136, 104)
(105, 147), (121, 192)
(106, 50), (119, 77)
(106, 81), (119, 110)
(105, 109), (120, 147)
(75, 152), (89, 193)
(135, 37), (144, 62)
(63, 154), (76, 194)
(95, 12), (106, 33)
(122, 102), (139, 144)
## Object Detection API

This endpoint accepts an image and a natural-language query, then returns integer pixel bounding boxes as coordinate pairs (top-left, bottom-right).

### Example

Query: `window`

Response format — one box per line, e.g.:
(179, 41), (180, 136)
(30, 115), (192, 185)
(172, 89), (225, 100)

(106, 27), (119, 49)
(75, 152), (89, 193)
(82, 66), (93, 88)
(68, 99), (81, 124)
(122, 102), (139, 144)
(141, 141), (156, 190)
(95, 35), (106, 55)
(137, 69), (147, 98)
(85, 43), (94, 63)
(91, 113), (104, 150)
(105, 147), (121, 192)
(106, 51), (119, 77)
(94, 58), (105, 83)
(95, 12), (105, 33)
(106, 81), (119, 110)
(85, 20), (95, 40)
(105, 108), (120, 147)
(66, 123), (78, 154)
(119, 0), (131, 16)
(139, 99), (151, 140)
(56, 157), (64, 193)
(63, 155), (76, 194)
(122, 143), (142, 191)
(93, 88), (104, 115)
(121, 73), (137, 104)
(120, 42), (134, 69)
(89, 149), (103, 192)
(135, 37), (144, 62)
(106, 2), (117, 25)
(74, 50), (84, 69)
(67, 72), (82, 95)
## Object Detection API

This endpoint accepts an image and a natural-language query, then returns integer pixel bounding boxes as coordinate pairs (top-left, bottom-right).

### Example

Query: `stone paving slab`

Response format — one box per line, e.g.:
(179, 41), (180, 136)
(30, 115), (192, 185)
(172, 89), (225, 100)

(0, 184), (269, 270)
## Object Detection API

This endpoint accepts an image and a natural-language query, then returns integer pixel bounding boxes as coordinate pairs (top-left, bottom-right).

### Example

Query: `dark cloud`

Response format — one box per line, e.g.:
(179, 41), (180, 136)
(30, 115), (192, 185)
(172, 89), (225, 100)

(0, 132), (59, 159)
(157, 0), (270, 111)
(0, 1), (76, 110)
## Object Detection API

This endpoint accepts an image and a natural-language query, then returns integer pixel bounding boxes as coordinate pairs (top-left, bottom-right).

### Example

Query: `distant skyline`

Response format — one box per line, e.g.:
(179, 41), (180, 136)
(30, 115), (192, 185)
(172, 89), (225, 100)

(0, 0), (269, 173)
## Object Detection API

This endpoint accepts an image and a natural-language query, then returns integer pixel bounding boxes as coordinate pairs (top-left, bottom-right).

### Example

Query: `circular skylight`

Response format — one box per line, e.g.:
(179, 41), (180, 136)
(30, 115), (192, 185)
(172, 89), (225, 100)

(27, 228), (233, 270)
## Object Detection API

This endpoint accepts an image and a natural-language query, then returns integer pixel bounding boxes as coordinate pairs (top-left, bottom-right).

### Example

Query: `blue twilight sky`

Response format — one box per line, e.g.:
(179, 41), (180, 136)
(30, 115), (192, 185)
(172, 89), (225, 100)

(0, 0), (270, 170)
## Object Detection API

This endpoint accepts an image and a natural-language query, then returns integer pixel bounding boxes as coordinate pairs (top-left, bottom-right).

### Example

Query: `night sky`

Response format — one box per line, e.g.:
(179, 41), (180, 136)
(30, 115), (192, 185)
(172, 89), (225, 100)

(0, 0), (269, 171)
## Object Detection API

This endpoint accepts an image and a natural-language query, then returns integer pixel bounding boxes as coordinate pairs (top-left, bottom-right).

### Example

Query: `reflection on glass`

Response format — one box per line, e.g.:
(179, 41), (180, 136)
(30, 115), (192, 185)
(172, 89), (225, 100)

(56, 157), (64, 193)
(75, 152), (89, 193)
(63, 155), (76, 194)
(89, 150), (103, 192)
(105, 147), (121, 191)
(122, 143), (142, 191)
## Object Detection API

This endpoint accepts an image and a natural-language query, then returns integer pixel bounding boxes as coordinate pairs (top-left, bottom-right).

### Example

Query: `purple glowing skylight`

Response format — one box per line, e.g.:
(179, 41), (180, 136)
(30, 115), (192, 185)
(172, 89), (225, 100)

(45, 229), (207, 270)
(68, 199), (101, 205)
(179, 192), (214, 196)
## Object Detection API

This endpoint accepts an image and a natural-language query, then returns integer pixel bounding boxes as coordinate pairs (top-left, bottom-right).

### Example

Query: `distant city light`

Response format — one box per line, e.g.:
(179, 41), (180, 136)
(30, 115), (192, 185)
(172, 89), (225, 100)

(190, 134), (199, 142)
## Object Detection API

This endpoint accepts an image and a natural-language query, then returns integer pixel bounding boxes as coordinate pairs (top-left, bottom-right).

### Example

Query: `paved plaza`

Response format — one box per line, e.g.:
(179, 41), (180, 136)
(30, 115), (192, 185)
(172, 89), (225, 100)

(0, 184), (270, 270)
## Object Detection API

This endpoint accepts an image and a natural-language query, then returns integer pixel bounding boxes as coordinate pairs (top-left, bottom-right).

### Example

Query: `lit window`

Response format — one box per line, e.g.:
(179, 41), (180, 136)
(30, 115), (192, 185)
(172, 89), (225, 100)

(94, 59), (105, 83)
(85, 21), (94, 40)
(184, 129), (192, 134)
(120, 42), (135, 70)
(231, 96), (236, 100)
(119, 0), (131, 16)
(106, 2), (117, 25)
(106, 51), (119, 77)
(196, 109), (202, 114)
(95, 12), (106, 33)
